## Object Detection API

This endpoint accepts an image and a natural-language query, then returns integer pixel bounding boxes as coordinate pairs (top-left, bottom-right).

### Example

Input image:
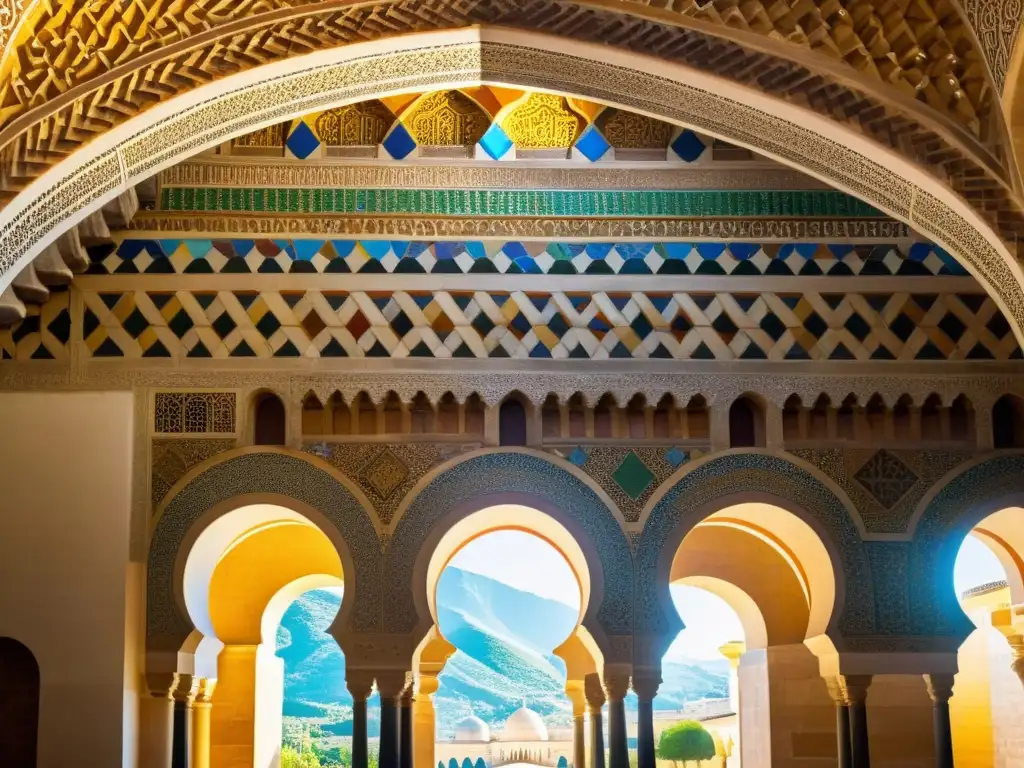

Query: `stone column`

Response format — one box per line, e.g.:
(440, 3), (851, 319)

(718, 642), (743, 714)
(566, 684), (587, 768)
(414, 675), (440, 768)
(140, 672), (177, 768)
(826, 678), (853, 768)
(842, 676), (872, 768)
(378, 672), (408, 768)
(191, 679), (215, 768)
(349, 672), (375, 768)
(400, 683), (414, 768)
(585, 673), (606, 768)
(172, 674), (196, 768)
(924, 674), (954, 768)
(605, 674), (629, 768)
(633, 673), (660, 768)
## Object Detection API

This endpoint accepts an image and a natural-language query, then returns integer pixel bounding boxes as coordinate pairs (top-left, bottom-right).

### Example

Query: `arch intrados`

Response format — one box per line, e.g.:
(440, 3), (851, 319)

(673, 576), (767, 651)
(655, 495), (840, 641)
(410, 491), (605, 653)
(261, 574), (344, 646)
(2, 27), (1021, 344)
(173, 495), (356, 646)
(968, 505), (1024, 604)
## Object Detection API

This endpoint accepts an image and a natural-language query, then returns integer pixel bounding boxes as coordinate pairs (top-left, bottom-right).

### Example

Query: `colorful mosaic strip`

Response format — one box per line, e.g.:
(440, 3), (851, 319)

(75, 289), (1020, 362)
(94, 240), (966, 277)
(158, 188), (881, 218)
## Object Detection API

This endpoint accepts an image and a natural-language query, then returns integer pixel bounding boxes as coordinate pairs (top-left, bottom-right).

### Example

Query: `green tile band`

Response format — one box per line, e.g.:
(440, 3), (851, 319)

(160, 187), (882, 218)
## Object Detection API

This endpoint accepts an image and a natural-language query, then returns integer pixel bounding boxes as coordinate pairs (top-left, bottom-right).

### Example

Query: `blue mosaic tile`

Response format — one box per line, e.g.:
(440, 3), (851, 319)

(575, 125), (611, 162)
(382, 123), (416, 159)
(671, 130), (706, 162)
(479, 123), (514, 160)
(286, 121), (320, 160)
(567, 447), (590, 466)
(664, 447), (689, 467)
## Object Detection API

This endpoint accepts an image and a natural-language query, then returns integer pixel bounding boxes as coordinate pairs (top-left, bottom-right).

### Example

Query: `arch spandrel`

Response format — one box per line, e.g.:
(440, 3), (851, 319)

(908, 451), (1024, 642)
(381, 450), (633, 659)
(146, 449), (381, 650)
(634, 451), (869, 644)
(2, 30), (1024, 347)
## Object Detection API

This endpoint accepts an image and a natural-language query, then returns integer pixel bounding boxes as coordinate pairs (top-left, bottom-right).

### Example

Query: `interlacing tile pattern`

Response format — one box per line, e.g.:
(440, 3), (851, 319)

(93, 239), (966, 277)
(72, 288), (1021, 362)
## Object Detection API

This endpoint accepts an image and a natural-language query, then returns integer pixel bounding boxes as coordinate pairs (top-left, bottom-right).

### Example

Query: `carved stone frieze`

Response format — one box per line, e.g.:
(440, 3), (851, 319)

(303, 441), (479, 525)
(960, 0), (1024, 91)
(127, 213), (908, 241)
(792, 448), (973, 534)
(158, 161), (831, 191)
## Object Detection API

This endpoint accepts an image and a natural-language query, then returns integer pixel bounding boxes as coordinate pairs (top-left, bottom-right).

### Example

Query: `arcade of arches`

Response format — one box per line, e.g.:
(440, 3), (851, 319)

(4, 4), (1024, 767)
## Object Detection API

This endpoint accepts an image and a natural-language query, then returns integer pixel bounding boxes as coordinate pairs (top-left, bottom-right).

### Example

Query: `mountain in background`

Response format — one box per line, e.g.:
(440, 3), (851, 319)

(276, 569), (729, 729)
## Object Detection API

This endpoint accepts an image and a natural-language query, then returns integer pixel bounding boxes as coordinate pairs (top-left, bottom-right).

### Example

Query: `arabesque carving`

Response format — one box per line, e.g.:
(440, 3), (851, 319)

(598, 109), (672, 150)
(404, 90), (489, 146)
(501, 93), (582, 149)
(314, 101), (395, 147)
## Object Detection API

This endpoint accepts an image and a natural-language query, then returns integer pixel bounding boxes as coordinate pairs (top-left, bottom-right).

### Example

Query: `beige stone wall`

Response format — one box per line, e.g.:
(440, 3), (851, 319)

(765, 644), (833, 768)
(0, 392), (136, 767)
(866, 676), (935, 768)
(986, 635), (1024, 767)
(952, 625), (997, 767)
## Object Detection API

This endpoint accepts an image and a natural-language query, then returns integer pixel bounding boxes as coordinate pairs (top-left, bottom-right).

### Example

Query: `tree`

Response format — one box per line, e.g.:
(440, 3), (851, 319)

(462, 758), (474, 768)
(282, 745), (323, 768)
(655, 721), (716, 767)
(475, 758), (487, 768)
(449, 758), (459, 768)
(558, 756), (568, 768)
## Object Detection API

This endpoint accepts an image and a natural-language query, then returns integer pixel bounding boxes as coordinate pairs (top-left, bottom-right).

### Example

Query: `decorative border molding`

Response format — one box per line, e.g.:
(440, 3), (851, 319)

(127, 213), (908, 242)
(3, 364), (1024, 407)
(159, 159), (831, 191)
(1, 31), (1021, 345)
(960, 0), (1024, 91)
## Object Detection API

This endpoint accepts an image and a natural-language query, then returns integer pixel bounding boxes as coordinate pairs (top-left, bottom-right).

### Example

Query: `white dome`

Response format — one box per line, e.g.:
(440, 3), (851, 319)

(502, 706), (548, 741)
(454, 715), (491, 742)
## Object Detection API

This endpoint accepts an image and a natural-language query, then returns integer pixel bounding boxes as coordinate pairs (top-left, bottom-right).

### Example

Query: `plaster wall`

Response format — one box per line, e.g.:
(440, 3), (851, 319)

(764, 644), (833, 768)
(866, 676), (935, 768)
(986, 636), (1024, 767)
(738, 650), (770, 768)
(951, 625), (996, 767)
(0, 392), (136, 768)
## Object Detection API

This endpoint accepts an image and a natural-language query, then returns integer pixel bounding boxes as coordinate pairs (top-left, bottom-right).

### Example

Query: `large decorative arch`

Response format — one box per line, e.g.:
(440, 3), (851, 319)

(908, 452), (1024, 642)
(635, 451), (869, 643)
(382, 449), (632, 659)
(2, 28), (1024, 342)
(146, 448), (381, 651)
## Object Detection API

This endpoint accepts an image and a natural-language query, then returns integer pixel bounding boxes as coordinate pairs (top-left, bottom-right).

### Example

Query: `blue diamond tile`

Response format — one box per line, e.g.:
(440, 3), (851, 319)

(382, 123), (417, 159)
(285, 121), (320, 160)
(575, 125), (610, 162)
(664, 447), (689, 467)
(567, 447), (589, 466)
(479, 123), (513, 160)
(670, 129), (706, 162)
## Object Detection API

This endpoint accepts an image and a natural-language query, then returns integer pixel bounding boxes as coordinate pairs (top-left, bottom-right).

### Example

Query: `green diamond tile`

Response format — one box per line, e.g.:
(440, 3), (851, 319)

(612, 451), (655, 500)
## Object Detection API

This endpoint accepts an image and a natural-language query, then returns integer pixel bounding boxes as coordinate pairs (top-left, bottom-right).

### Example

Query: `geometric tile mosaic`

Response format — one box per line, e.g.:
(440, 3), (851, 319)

(158, 188), (883, 218)
(93, 240), (968, 277)
(76, 289), (1022, 361)
(0, 288), (71, 361)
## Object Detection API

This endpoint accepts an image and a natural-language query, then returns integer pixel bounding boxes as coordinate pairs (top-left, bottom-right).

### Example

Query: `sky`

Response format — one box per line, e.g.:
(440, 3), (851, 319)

(954, 534), (1006, 595)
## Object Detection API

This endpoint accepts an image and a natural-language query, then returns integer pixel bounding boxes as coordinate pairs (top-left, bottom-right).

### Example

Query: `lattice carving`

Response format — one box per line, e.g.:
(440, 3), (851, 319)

(232, 124), (285, 148)
(404, 90), (489, 146)
(154, 392), (235, 434)
(314, 101), (395, 146)
(501, 93), (583, 149)
(598, 109), (672, 149)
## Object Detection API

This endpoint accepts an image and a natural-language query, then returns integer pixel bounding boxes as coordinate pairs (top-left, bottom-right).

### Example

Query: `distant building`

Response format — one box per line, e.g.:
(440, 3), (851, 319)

(436, 705), (573, 768)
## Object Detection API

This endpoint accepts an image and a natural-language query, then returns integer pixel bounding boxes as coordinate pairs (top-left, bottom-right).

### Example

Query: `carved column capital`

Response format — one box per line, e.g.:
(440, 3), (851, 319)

(146, 671), (179, 699)
(347, 670), (376, 701)
(172, 673), (197, 706)
(376, 670), (411, 701)
(631, 671), (661, 702)
(924, 674), (955, 704)
(826, 674), (873, 706)
(194, 678), (216, 706)
(603, 673), (630, 702)
(584, 672), (606, 710)
(417, 674), (440, 698)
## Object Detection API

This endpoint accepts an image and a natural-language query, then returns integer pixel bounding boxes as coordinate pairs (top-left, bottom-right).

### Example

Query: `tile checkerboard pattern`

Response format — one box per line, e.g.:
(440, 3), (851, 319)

(76, 289), (1019, 361)
(93, 240), (967, 277)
